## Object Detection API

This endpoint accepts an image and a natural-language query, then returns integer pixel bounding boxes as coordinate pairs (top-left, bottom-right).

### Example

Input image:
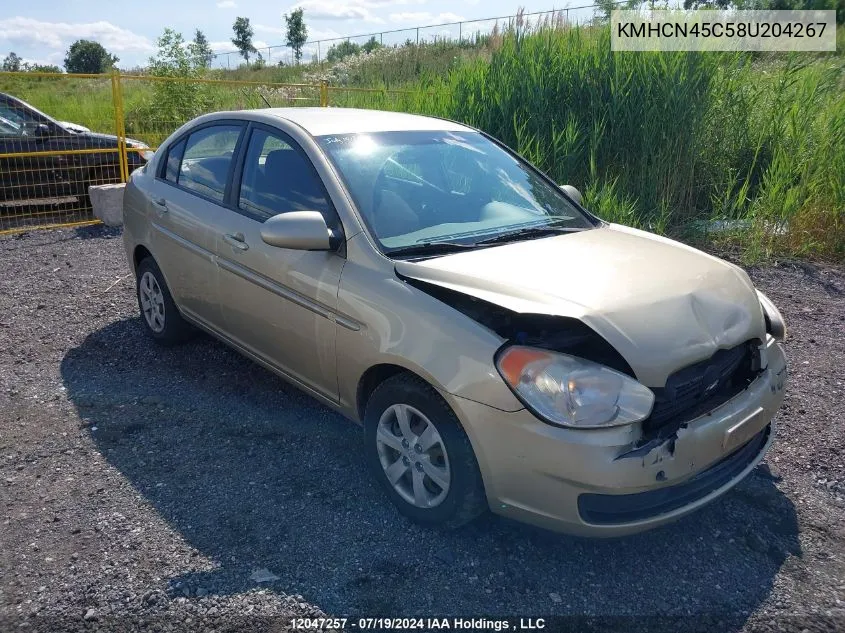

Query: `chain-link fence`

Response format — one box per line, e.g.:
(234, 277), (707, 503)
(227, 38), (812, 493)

(0, 71), (422, 235)
(211, 3), (615, 68)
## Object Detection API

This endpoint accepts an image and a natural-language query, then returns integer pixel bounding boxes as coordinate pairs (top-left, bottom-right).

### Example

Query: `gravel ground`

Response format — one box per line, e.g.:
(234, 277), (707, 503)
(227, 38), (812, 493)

(1, 226), (844, 633)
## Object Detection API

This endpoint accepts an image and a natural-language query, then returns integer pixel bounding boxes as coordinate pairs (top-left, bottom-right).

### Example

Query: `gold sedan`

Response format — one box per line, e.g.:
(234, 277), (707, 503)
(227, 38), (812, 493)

(123, 108), (787, 536)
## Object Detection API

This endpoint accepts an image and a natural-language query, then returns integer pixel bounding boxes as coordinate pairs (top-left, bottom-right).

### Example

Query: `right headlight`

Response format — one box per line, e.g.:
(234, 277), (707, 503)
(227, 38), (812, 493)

(496, 346), (654, 429)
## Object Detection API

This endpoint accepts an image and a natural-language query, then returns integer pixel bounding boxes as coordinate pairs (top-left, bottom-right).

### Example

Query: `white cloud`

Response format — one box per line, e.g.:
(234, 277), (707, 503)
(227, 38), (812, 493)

(254, 23), (341, 41)
(0, 17), (154, 56)
(209, 40), (237, 53)
(389, 11), (464, 23)
(208, 38), (274, 59)
(289, 1), (385, 23)
(389, 12), (428, 22)
(216, 0), (238, 8)
(20, 52), (64, 68)
(306, 27), (345, 42)
(208, 39), (268, 51)
(254, 24), (285, 38)
(285, 0), (427, 24)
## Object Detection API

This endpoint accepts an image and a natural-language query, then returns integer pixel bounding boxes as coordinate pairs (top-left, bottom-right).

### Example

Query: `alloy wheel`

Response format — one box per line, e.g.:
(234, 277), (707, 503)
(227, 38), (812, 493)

(375, 403), (451, 508)
(139, 271), (166, 333)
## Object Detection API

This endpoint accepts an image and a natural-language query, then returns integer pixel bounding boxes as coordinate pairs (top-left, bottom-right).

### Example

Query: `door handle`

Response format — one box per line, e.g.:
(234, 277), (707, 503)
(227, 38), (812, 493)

(223, 233), (249, 251)
(151, 197), (168, 213)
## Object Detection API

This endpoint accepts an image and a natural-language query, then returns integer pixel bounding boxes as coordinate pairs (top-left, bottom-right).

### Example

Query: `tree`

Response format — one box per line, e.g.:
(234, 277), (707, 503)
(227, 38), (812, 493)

(2, 52), (22, 71)
(595, 0), (646, 20)
(149, 29), (202, 77)
(64, 40), (118, 73)
(682, 0), (733, 7)
(231, 17), (256, 64)
(284, 8), (308, 64)
(146, 28), (212, 124)
(326, 40), (360, 63)
(737, 0), (843, 23)
(361, 36), (382, 54)
(191, 29), (215, 68)
(26, 63), (62, 73)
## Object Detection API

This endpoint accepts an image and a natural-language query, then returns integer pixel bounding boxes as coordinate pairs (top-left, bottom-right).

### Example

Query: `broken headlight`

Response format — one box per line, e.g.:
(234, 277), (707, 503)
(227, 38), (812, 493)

(496, 346), (654, 428)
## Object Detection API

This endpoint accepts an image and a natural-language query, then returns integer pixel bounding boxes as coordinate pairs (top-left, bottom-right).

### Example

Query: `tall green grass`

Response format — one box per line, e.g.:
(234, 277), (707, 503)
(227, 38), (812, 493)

(410, 26), (844, 260)
(2, 25), (842, 260)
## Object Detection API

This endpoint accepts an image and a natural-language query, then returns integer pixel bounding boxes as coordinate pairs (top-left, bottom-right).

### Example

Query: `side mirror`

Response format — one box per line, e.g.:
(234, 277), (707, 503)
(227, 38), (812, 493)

(560, 185), (583, 206)
(260, 211), (333, 251)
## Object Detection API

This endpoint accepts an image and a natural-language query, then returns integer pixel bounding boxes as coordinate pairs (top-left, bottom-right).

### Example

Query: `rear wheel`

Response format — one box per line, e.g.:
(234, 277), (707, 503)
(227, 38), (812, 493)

(136, 257), (193, 345)
(364, 373), (487, 528)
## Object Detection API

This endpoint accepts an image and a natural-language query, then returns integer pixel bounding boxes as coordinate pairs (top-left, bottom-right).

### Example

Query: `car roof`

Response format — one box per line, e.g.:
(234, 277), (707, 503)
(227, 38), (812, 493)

(248, 107), (475, 137)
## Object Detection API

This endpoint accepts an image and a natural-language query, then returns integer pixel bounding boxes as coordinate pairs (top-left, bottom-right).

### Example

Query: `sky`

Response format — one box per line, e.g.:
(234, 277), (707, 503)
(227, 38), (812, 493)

(0, 0), (597, 69)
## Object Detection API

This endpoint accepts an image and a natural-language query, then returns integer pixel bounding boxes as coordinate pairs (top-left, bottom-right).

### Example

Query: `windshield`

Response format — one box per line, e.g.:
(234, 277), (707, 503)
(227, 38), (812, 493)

(0, 98), (58, 137)
(316, 130), (593, 255)
(0, 105), (27, 136)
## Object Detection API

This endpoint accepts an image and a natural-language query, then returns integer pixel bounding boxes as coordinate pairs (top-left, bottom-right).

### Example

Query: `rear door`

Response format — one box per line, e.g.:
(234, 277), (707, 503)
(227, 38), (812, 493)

(213, 123), (345, 400)
(146, 122), (245, 330)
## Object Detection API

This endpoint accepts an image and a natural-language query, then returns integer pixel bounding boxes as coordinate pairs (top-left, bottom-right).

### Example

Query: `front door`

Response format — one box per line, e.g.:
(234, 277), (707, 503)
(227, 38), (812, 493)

(214, 124), (344, 400)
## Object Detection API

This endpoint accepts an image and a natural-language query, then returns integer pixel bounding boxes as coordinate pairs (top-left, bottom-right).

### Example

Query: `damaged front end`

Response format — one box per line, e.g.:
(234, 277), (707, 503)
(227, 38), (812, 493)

(616, 338), (767, 459)
(398, 271), (774, 461)
(391, 225), (788, 532)
(398, 276), (636, 376)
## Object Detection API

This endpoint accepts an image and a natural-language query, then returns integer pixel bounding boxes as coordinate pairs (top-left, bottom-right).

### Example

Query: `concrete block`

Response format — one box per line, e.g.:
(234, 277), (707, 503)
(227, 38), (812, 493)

(89, 183), (125, 227)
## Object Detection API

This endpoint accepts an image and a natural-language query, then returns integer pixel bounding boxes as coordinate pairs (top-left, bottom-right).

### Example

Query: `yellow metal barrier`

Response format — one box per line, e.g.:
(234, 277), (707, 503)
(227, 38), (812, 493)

(0, 71), (127, 233)
(0, 70), (426, 235)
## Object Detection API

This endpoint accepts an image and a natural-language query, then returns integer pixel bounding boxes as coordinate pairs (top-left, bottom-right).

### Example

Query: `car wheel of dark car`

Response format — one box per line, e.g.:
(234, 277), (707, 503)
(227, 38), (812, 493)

(136, 257), (193, 345)
(364, 373), (487, 528)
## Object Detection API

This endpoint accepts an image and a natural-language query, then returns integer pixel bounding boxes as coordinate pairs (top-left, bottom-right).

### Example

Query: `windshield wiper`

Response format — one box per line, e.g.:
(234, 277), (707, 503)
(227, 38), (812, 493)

(474, 223), (584, 246)
(385, 241), (480, 258)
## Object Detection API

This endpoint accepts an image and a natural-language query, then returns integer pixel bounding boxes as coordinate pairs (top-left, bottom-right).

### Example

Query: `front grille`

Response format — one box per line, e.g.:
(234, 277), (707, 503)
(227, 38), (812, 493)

(644, 340), (761, 433)
(578, 425), (769, 525)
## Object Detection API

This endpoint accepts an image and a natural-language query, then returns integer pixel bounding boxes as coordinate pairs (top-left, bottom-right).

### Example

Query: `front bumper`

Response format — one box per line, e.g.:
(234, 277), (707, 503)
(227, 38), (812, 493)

(449, 336), (787, 536)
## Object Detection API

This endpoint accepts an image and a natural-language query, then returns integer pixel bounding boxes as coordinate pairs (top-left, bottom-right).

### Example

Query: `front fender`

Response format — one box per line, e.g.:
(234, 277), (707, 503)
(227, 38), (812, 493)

(335, 234), (523, 420)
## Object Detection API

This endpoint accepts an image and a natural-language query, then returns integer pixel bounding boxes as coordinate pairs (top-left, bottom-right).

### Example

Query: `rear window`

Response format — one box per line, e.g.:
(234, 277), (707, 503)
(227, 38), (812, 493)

(176, 125), (241, 203)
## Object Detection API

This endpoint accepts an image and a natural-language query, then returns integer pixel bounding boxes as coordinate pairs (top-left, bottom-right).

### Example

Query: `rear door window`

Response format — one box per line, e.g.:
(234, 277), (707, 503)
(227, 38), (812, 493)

(177, 125), (241, 203)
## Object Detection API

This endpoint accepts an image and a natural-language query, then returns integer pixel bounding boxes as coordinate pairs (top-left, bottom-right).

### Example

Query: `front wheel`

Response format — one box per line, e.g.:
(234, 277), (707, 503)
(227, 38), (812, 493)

(364, 374), (487, 529)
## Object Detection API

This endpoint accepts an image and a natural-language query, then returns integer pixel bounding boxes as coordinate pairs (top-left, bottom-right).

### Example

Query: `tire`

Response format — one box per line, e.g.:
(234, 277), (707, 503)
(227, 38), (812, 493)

(364, 373), (487, 529)
(136, 257), (193, 345)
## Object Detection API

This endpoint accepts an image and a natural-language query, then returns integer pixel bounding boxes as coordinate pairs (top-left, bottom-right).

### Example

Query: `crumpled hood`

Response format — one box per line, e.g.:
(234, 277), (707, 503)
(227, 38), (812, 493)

(395, 223), (766, 387)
